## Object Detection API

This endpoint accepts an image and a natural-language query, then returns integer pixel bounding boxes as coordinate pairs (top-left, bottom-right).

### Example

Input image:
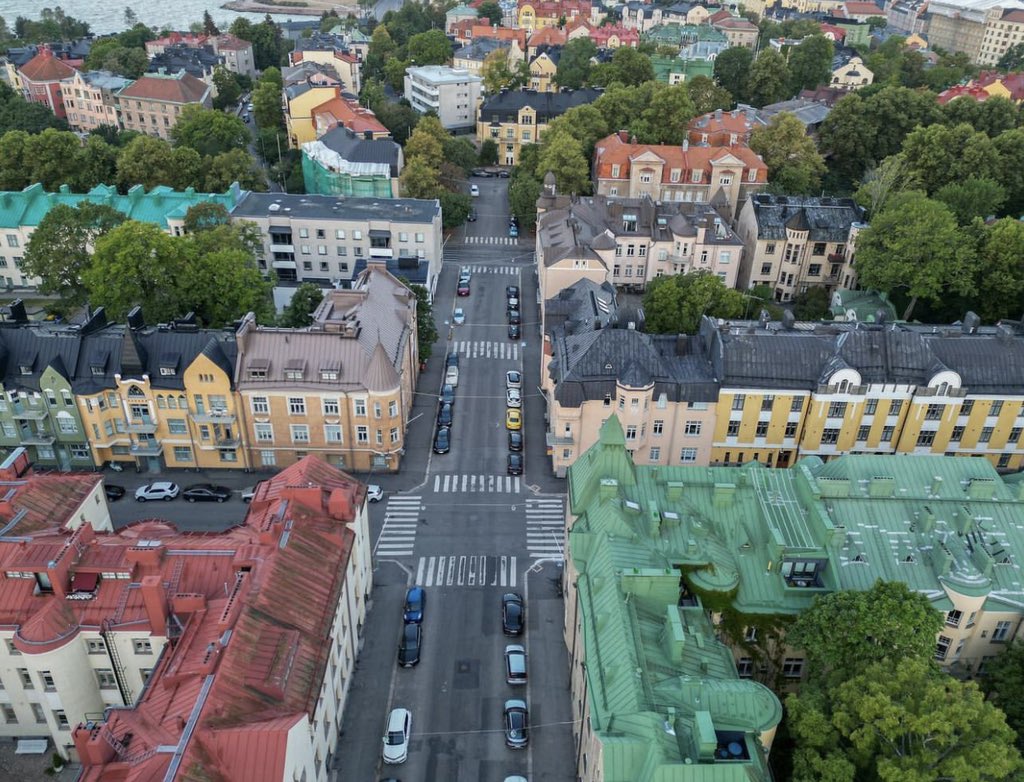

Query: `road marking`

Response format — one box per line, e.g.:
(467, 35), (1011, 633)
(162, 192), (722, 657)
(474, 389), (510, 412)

(526, 498), (565, 562)
(413, 555), (519, 587)
(373, 495), (422, 557)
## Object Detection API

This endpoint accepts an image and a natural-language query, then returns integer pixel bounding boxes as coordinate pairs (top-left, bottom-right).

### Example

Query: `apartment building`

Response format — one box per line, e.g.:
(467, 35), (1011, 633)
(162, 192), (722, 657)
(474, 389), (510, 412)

(59, 70), (132, 132)
(978, 6), (1024, 64)
(924, 0), (999, 61)
(517, 0), (593, 32)
(453, 38), (514, 77)
(404, 66), (482, 131)
(115, 70), (212, 140)
(476, 88), (603, 165)
(709, 11), (760, 48)
(566, 418), (1024, 782)
(39, 456), (370, 774)
(830, 55), (874, 89)
(735, 193), (864, 301)
(592, 131), (768, 220)
(289, 33), (362, 94)
(310, 93), (390, 139)
(231, 191), (442, 294)
(234, 262), (418, 472)
(528, 47), (559, 92)
(211, 33), (257, 78)
(285, 79), (340, 148)
(18, 47), (77, 118)
(301, 125), (403, 198)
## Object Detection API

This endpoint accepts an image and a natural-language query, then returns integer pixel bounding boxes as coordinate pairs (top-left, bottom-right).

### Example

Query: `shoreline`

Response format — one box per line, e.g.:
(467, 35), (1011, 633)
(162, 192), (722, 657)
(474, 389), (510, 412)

(221, 1), (325, 16)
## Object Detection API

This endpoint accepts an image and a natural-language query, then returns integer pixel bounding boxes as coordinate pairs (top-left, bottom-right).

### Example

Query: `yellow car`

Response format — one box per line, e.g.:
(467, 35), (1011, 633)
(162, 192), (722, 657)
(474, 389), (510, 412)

(506, 409), (522, 430)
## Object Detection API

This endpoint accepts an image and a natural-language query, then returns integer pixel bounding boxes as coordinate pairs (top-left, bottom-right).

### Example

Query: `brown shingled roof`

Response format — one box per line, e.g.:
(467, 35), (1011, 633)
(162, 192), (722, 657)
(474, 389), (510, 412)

(117, 71), (210, 104)
(19, 49), (77, 82)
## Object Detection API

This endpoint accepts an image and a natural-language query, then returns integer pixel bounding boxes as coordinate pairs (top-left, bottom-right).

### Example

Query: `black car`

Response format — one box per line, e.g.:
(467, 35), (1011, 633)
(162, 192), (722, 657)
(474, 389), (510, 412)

(467, 209), (477, 222)
(507, 453), (523, 476)
(497, 170), (510, 178)
(508, 309), (521, 325)
(433, 426), (451, 454)
(439, 383), (455, 405)
(502, 592), (525, 636)
(104, 484), (126, 502)
(182, 484), (231, 503)
(437, 402), (453, 427)
(503, 699), (529, 748)
(472, 168), (494, 177)
(508, 323), (521, 340)
(508, 431), (523, 452)
(506, 285), (519, 298)
(446, 352), (459, 369)
(509, 214), (519, 226)
(397, 621), (422, 667)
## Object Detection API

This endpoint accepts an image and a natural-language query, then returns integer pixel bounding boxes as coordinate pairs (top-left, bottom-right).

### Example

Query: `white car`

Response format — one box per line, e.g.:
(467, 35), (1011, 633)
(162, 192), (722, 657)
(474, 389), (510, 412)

(367, 484), (384, 502)
(470, 184), (480, 196)
(506, 370), (522, 390)
(382, 707), (412, 764)
(445, 366), (460, 387)
(506, 388), (521, 409)
(453, 308), (466, 325)
(241, 483), (262, 503)
(134, 482), (180, 502)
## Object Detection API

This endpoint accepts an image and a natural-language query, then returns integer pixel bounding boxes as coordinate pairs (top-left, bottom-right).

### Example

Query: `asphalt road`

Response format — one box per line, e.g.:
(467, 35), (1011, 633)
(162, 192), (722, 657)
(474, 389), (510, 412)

(333, 176), (575, 782)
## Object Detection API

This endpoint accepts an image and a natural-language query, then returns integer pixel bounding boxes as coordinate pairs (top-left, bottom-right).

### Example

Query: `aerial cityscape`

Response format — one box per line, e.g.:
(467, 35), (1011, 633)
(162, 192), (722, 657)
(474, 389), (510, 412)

(0, 0), (1021, 780)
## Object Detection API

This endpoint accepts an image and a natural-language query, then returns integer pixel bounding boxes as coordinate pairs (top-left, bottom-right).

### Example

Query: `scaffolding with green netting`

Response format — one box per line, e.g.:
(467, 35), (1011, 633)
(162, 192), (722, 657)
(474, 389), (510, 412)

(301, 148), (396, 198)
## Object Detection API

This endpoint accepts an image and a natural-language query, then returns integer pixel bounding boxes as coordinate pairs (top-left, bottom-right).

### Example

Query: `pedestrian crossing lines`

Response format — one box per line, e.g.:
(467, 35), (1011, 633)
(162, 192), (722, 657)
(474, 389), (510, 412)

(373, 494), (422, 558)
(526, 498), (565, 562)
(451, 264), (519, 275)
(450, 340), (520, 361)
(463, 236), (519, 246)
(414, 554), (518, 588)
(432, 474), (522, 494)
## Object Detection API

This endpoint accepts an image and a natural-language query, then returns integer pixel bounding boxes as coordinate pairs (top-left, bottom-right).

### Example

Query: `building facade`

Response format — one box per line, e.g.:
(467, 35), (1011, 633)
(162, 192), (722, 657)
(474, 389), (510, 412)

(830, 55), (874, 89)
(735, 193), (864, 300)
(301, 125), (403, 198)
(18, 47), (77, 118)
(114, 71), (212, 140)
(59, 70), (132, 132)
(518, 0), (593, 32)
(403, 66), (482, 131)
(285, 80), (340, 148)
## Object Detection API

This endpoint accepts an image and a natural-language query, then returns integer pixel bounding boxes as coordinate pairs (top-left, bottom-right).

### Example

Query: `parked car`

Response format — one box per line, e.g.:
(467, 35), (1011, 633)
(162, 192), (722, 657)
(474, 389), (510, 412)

(505, 409), (521, 431)
(508, 309), (521, 325)
(453, 308), (466, 325)
(446, 366), (460, 387)
(382, 708), (412, 764)
(134, 482), (180, 502)
(367, 484), (384, 503)
(437, 402), (453, 427)
(182, 484), (231, 503)
(459, 268), (472, 280)
(507, 297), (519, 311)
(440, 383), (455, 405)
(397, 622), (422, 667)
(404, 586), (426, 623)
(457, 281), (471, 297)
(446, 352), (460, 369)
(470, 185), (480, 197)
(506, 388), (521, 409)
(241, 484), (259, 503)
(502, 592), (524, 635)
(506, 285), (519, 298)
(472, 168), (493, 177)
(503, 700), (529, 749)
(508, 324), (521, 340)
(508, 224), (518, 238)
(497, 169), (510, 178)
(507, 453), (523, 475)
(505, 644), (527, 685)
(467, 209), (477, 222)
(506, 370), (522, 389)
(433, 426), (451, 454)
(508, 431), (523, 452)
(104, 484), (126, 502)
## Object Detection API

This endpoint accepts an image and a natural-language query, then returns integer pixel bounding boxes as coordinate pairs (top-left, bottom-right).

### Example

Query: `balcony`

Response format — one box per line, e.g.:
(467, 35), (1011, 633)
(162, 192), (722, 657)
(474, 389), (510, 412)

(546, 432), (574, 446)
(20, 431), (55, 446)
(130, 441), (163, 456)
(369, 248), (394, 259)
(127, 418), (158, 434)
(191, 410), (236, 424)
(827, 252), (846, 262)
(215, 435), (241, 448)
(270, 243), (294, 254)
(11, 404), (47, 421)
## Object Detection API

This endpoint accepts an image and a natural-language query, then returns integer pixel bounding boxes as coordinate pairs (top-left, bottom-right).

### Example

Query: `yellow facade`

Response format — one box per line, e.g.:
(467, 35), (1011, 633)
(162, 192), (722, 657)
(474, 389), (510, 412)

(477, 105), (544, 166)
(286, 84), (339, 148)
(529, 54), (557, 92)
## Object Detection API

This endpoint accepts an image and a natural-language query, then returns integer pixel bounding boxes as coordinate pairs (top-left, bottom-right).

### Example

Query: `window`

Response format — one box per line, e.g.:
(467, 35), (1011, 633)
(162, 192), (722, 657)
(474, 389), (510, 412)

(925, 403), (943, 421)
(967, 611), (977, 628)
(288, 397), (306, 415)
(857, 425), (870, 441)
(881, 426), (895, 442)
(684, 421), (701, 436)
(979, 427), (993, 443)
(917, 431), (935, 447)
(950, 426), (964, 442)
(54, 710), (69, 730)
(626, 425), (637, 440)
(782, 658), (804, 679)
(765, 242), (776, 255)
(140, 668), (153, 685)
(732, 394), (745, 411)
(653, 420), (664, 436)
(761, 395), (774, 412)
(133, 638), (152, 655)
(808, 263), (821, 276)
(354, 399), (367, 416)
(30, 703), (44, 724)
(323, 398), (339, 415)
(755, 421), (768, 437)
(865, 398), (878, 415)
(97, 669), (117, 689)
(6, 234), (18, 248)
(336, 229), (346, 240)
(945, 609), (963, 628)
(255, 423), (273, 442)
(737, 657), (754, 678)
(261, 450), (276, 467)
(291, 425), (310, 443)
(821, 428), (840, 445)
(389, 400), (398, 417)
(889, 400), (903, 416)
(252, 396), (269, 414)
(790, 397), (802, 413)
(324, 425), (342, 443)
(760, 262), (772, 275)
(990, 400), (1004, 416)
(727, 421), (740, 437)
(827, 401), (847, 418)
(87, 638), (106, 654)
(374, 401), (382, 418)
(356, 426), (368, 443)
(1009, 427), (1022, 443)
(744, 626), (758, 642)
(41, 671), (55, 691)
(935, 635), (952, 661)
(961, 400), (974, 416)
(167, 418), (187, 435)
(812, 242), (826, 255)
(785, 422), (798, 438)
(680, 448), (697, 463)
(1, 704), (14, 723)
(649, 446), (660, 461)
(56, 414), (77, 434)
(390, 427), (400, 443)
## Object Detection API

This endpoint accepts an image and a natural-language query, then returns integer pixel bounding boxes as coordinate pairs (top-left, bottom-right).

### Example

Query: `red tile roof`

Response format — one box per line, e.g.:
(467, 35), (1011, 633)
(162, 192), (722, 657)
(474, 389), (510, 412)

(0, 449), (102, 537)
(58, 456), (367, 782)
(842, 0), (884, 15)
(974, 70), (1024, 101)
(528, 26), (567, 47)
(937, 83), (996, 104)
(593, 131), (768, 183)
(117, 71), (210, 104)
(19, 48), (77, 83)
(214, 33), (251, 51)
(819, 22), (847, 40)
(312, 95), (390, 136)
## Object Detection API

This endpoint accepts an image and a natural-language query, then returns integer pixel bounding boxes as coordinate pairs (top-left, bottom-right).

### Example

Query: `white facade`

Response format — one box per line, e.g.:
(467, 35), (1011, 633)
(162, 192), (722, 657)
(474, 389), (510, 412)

(403, 65), (482, 130)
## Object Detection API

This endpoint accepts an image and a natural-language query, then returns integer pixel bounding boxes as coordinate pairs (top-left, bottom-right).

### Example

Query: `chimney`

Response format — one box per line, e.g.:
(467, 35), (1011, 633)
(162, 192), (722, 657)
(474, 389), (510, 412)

(715, 107), (722, 121)
(7, 299), (27, 324)
(72, 724), (115, 766)
(127, 306), (145, 330)
(0, 447), (30, 480)
(140, 575), (168, 635)
(682, 139), (688, 152)
(961, 311), (980, 334)
(329, 487), (354, 519)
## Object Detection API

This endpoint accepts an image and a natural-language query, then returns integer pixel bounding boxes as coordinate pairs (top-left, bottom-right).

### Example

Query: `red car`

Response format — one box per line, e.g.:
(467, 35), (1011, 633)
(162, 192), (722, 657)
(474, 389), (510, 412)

(457, 281), (470, 296)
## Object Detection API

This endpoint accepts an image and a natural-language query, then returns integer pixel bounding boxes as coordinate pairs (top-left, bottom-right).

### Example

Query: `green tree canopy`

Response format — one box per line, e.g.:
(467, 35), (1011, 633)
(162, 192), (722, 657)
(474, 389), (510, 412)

(642, 272), (746, 334)
(592, 83), (652, 136)
(183, 203), (231, 233)
(171, 105), (250, 158)
(536, 129), (591, 195)
(477, 1), (502, 25)
(439, 190), (472, 229)
(278, 282), (325, 327)
(934, 177), (1006, 225)
(212, 66), (243, 110)
(817, 92), (877, 184)
(252, 72), (285, 130)
(973, 218), (1024, 323)
(714, 46), (754, 104)
(747, 49), (792, 107)
(686, 75), (732, 114)
(997, 41), (1024, 71)
(862, 85), (942, 161)
(406, 281), (437, 361)
(750, 113), (826, 194)
(900, 122), (1001, 194)
(556, 38), (597, 89)
(0, 83), (67, 135)
(406, 29), (453, 65)
(983, 640), (1024, 751)
(203, 148), (267, 192)
(115, 136), (203, 191)
(509, 171), (542, 230)
(399, 157), (442, 199)
(853, 191), (977, 319)
(994, 127), (1024, 217)
(546, 103), (609, 159)
(482, 48), (522, 93)
(941, 96), (1018, 137)
(478, 138), (498, 165)
(633, 83), (695, 145)
(787, 34), (834, 93)
(594, 46), (654, 87)
(792, 286), (830, 320)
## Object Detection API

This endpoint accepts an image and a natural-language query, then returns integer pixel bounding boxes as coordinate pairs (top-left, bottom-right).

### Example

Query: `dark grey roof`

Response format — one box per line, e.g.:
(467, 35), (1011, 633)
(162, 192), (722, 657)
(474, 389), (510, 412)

(455, 38), (510, 62)
(478, 88), (604, 124)
(293, 31), (351, 54)
(148, 45), (222, 79)
(0, 327), (79, 392)
(316, 126), (401, 176)
(231, 192), (440, 224)
(131, 327), (237, 391)
(532, 44), (562, 65)
(749, 194), (864, 242)
(544, 279), (618, 339)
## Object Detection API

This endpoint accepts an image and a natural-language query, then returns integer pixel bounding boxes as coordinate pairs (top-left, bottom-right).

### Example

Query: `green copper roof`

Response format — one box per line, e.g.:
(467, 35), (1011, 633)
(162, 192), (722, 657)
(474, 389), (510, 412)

(644, 23), (726, 45)
(0, 182), (245, 229)
(650, 55), (714, 83)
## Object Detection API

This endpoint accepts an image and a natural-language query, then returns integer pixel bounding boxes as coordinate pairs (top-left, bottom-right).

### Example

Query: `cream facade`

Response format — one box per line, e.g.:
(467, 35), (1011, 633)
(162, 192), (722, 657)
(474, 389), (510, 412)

(830, 56), (874, 89)
(404, 65), (482, 131)
(60, 70), (132, 132)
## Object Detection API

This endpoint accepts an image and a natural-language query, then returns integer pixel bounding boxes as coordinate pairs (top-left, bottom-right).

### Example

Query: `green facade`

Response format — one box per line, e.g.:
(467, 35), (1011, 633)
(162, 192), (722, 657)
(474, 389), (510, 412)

(0, 366), (91, 470)
(301, 152), (395, 198)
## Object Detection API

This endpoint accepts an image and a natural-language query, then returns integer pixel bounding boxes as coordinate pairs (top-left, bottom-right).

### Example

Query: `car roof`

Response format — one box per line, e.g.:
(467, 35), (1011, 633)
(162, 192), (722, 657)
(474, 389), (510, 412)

(503, 592), (522, 601)
(505, 699), (526, 709)
(387, 708), (410, 727)
(407, 586), (423, 598)
(150, 482), (174, 489)
(505, 644), (525, 653)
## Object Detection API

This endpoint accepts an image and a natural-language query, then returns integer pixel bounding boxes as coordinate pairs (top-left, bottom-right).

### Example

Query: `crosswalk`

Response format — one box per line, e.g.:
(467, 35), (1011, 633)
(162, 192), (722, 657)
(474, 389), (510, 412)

(432, 474), (521, 494)
(450, 340), (520, 361)
(451, 264), (520, 275)
(463, 236), (520, 245)
(527, 498), (565, 562)
(414, 554), (518, 588)
(373, 494), (422, 558)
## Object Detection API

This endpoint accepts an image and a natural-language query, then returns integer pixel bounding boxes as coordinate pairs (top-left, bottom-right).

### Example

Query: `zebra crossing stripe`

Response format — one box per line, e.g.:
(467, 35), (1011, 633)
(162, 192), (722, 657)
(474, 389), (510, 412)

(526, 499), (566, 560)
(374, 495), (422, 557)
(412, 555), (518, 587)
(451, 341), (519, 361)
(432, 474), (522, 493)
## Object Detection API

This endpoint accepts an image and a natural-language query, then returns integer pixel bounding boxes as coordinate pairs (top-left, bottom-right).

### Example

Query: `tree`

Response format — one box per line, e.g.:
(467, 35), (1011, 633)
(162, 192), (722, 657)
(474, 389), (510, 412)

(642, 273), (746, 334)
(714, 46), (754, 104)
(592, 83), (652, 136)
(479, 139), (498, 165)
(536, 129), (591, 195)
(365, 25), (397, 82)
(899, 122), (1001, 194)
(556, 38), (597, 90)
(202, 10), (220, 35)
(854, 154), (921, 217)
(818, 93), (877, 183)
(404, 115), (446, 167)
(116, 136), (203, 190)
(203, 149), (267, 192)
(509, 172), (542, 230)
(997, 41), (1024, 71)
(994, 128), (1024, 217)
(171, 105), (250, 158)
(983, 641), (1024, 751)
(23, 129), (88, 191)
(0, 84), (67, 135)
(546, 103), (609, 159)
(399, 157), (442, 199)
(406, 29), (453, 65)
(634, 83), (695, 145)
(786, 581), (943, 686)
(183, 203), (231, 234)
(439, 190), (472, 228)
(942, 96), (1018, 137)
(792, 287), (830, 320)
(22, 203), (126, 309)
(252, 77), (284, 130)
(477, 1), (502, 25)
(973, 218), (1024, 322)
(935, 177), (1006, 225)
(596, 46), (653, 87)
(405, 282), (437, 362)
(750, 113), (826, 194)
(278, 283), (325, 327)
(787, 34), (834, 93)
(212, 67), (242, 111)
(686, 75), (732, 115)
(853, 191), (977, 319)
(787, 658), (1022, 782)
(0, 130), (31, 191)
(443, 137), (479, 174)
(862, 85), (942, 161)
(481, 48), (522, 93)
(77, 135), (119, 190)
(747, 49), (792, 107)
(181, 223), (274, 326)
(92, 45), (149, 79)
